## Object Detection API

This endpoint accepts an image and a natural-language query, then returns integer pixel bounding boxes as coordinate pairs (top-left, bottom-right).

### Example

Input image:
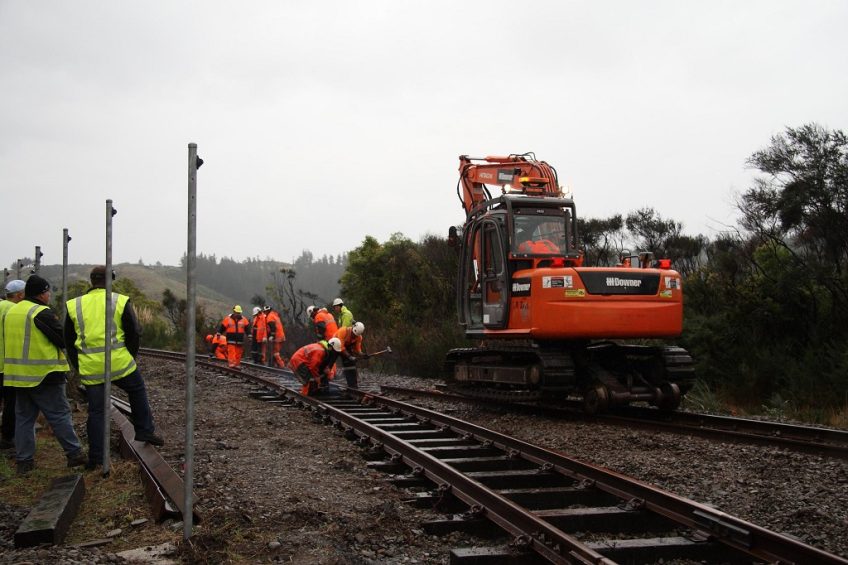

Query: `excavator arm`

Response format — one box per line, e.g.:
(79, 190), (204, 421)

(457, 153), (561, 216)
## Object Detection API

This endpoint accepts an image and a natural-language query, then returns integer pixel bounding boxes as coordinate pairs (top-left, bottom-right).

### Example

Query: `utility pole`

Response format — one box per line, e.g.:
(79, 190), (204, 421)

(103, 200), (117, 477)
(184, 142), (203, 540)
(33, 246), (43, 274)
(62, 229), (72, 311)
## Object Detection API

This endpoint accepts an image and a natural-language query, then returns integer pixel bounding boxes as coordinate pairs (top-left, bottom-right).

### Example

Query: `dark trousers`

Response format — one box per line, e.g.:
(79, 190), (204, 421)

(1, 375), (16, 442)
(85, 370), (155, 463)
(340, 360), (358, 388)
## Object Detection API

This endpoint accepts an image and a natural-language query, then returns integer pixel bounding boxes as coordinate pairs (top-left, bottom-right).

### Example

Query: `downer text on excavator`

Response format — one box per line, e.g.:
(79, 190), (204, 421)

(445, 153), (694, 412)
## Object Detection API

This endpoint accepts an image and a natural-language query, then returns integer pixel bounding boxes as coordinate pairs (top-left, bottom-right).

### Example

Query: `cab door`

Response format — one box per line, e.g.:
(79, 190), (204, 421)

(459, 218), (508, 330)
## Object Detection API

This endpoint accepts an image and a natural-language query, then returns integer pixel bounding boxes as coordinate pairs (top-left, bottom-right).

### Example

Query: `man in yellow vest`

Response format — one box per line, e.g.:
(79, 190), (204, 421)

(3, 275), (86, 474)
(0, 279), (26, 451)
(64, 266), (163, 470)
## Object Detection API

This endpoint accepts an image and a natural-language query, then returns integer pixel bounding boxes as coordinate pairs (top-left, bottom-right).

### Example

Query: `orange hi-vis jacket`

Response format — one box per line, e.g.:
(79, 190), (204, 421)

(252, 312), (267, 341)
(517, 239), (560, 254)
(205, 333), (228, 359)
(313, 308), (338, 341)
(334, 326), (362, 355)
(219, 314), (250, 344)
(289, 342), (335, 378)
(265, 310), (285, 342)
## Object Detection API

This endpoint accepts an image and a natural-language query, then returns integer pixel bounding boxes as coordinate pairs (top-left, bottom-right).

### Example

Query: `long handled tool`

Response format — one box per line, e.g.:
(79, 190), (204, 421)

(366, 346), (392, 358)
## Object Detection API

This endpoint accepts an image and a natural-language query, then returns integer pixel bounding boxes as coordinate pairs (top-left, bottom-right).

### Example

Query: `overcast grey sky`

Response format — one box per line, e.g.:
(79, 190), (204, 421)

(2, 1), (846, 269)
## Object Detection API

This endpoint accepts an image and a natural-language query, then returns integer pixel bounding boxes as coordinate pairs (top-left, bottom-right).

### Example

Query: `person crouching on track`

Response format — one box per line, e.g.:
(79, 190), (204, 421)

(250, 306), (267, 364)
(219, 305), (250, 368)
(288, 338), (342, 396)
(334, 322), (367, 388)
(263, 305), (286, 367)
(65, 266), (164, 470)
(204, 333), (228, 360)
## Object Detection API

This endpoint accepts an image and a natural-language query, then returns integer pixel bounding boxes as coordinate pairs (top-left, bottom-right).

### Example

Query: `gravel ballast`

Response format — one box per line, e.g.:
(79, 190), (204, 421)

(1, 359), (845, 563)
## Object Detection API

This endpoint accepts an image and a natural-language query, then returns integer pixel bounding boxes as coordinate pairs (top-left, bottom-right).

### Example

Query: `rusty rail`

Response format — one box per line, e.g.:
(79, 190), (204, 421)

(140, 349), (847, 563)
(380, 384), (848, 460)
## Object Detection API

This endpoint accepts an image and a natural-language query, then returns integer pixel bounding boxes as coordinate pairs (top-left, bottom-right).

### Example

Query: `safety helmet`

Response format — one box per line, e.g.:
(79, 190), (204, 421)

(332, 298), (344, 307)
(327, 337), (342, 352)
(252, 306), (261, 315)
(306, 305), (315, 317)
(204, 334), (213, 343)
(233, 305), (243, 313)
(263, 305), (271, 311)
(352, 321), (365, 336)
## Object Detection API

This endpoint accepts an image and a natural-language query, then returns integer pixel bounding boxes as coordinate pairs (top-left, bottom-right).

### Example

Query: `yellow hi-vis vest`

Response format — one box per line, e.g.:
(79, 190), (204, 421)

(66, 289), (137, 386)
(0, 299), (15, 373)
(3, 299), (70, 387)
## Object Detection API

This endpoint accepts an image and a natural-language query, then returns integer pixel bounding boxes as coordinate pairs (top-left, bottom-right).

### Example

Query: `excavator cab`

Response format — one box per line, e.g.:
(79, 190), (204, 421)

(458, 196), (580, 331)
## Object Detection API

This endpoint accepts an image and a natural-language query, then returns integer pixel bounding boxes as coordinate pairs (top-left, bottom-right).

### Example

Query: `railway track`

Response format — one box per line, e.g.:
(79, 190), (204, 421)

(379, 384), (848, 460)
(140, 348), (847, 564)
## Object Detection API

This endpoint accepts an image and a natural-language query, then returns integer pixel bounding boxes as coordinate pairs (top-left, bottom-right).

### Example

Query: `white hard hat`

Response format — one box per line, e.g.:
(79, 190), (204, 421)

(306, 305), (315, 316)
(252, 306), (261, 315)
(352, 321), (365, 336)
(327, 337), (342, 352)
(332, 298), (344, 307)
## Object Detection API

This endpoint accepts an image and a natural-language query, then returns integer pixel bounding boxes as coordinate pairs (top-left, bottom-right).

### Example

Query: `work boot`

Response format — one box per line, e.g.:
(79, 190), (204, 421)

(135, 432), (165, 447)
(67, 451), (87, 468)
(16, 460), (34, 475)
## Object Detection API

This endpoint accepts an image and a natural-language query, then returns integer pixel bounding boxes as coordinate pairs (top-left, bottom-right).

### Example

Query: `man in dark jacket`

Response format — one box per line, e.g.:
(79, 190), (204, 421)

(3, 275), (86, 474)
(64, 266), (163, 470)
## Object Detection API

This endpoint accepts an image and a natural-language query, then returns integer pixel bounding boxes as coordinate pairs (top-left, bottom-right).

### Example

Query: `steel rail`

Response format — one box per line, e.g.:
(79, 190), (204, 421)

(110, 397), (201, 524)
(353, 389), (846, 564)
(380, 384), (848, 459)
(139, 350), (846, 563)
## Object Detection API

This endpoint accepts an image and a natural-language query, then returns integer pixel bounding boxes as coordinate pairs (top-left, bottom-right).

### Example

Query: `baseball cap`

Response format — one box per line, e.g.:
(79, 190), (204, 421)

(4, 279), (26, 294)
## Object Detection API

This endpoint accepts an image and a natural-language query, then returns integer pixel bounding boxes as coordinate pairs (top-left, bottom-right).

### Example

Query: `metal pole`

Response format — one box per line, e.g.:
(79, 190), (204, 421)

(103, 200), (115, 477)
(33, 246), (42, 274)
(184, 143), (201, 539)
(62, 229), (71, 313)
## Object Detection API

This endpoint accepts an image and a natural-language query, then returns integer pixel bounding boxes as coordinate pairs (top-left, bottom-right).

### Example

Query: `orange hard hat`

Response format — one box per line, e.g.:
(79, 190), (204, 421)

(205, 334), (213, 343)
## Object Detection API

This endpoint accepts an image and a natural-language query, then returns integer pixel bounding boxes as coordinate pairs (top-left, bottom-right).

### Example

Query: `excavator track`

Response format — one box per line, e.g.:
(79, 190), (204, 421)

(446, 341), (695, 412)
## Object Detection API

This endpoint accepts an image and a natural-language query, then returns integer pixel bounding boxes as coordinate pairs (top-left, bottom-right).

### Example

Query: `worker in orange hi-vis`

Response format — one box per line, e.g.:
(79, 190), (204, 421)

(263, 305), (286, 367)
(250, 306), (267, 364)
(306, 305), (338, 341)
(334, 322), (367, 388)
(218, 305), (250, 368)
(204, 333), (228, 360)
(288, 338), (341, 396)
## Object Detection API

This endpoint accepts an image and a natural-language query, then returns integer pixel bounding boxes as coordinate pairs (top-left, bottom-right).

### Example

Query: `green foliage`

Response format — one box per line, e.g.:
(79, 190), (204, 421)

(682, 380), (726, 414)
(684, 123), (848, 409)
(160, 288), (213, 350)
(341, 233), (464, 376)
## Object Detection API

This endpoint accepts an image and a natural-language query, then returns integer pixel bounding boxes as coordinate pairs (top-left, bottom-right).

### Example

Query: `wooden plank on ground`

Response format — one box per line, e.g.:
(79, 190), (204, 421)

(14, 474), (85, 548)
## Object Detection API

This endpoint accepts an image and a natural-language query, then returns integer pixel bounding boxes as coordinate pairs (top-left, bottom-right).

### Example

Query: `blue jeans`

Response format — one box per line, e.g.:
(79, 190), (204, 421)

(86, 370), (155, 463)
(15, 381), (83, 463)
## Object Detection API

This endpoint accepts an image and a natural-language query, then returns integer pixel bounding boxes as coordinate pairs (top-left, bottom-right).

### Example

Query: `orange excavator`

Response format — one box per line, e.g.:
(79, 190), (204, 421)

(445, 153), (694, 412)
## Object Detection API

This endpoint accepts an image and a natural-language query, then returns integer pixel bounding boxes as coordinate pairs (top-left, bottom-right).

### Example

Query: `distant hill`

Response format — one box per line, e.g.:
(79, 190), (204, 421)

(36, 263), (235, 318)
(32, 251), (345, 321)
